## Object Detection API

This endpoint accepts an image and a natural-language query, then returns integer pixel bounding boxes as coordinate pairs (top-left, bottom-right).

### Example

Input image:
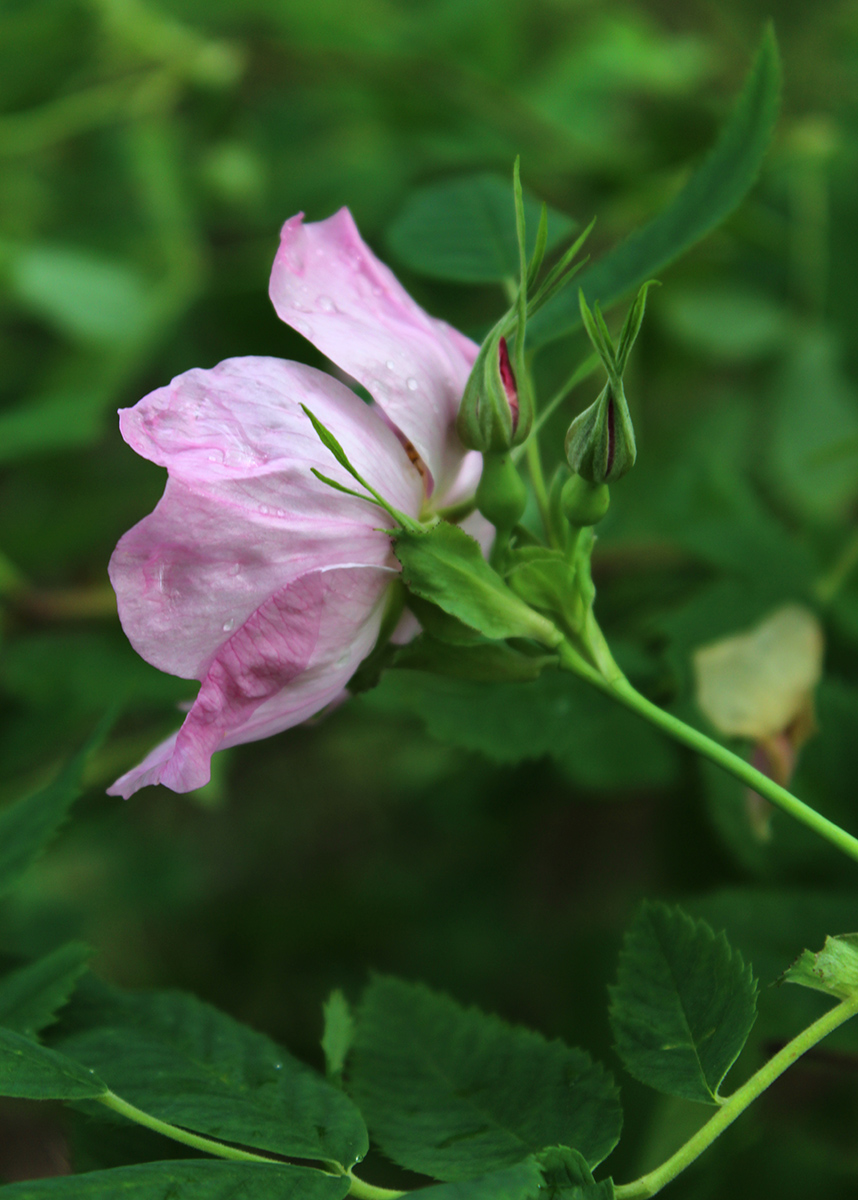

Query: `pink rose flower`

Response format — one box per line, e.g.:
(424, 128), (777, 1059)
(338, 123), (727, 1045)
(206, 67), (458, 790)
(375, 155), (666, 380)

(108, 208), (481, 798)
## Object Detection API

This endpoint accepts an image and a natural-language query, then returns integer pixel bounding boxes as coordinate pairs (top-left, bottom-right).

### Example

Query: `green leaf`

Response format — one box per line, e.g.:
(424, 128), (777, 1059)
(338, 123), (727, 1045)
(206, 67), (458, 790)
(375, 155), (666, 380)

(393, 524), (561, 648)
(0, 717), (111, 900)
(409, 1159), (545, 1200)
(529, 28), (781, 348)
(394, 635), (555, 682)
(57, 988), (368, 1168)
(0, 1161), (350, 1199)
(349, 976), (621, 1180)
(360, 668), (678, 791)
(538, 1146), (615, 1200)
(9, 244), (153, 345)
(783, 934), (858, 1000)
(0, 942), (92, 1037)
(0, 1026), (106, 1100)
(609, 903), (758, 1104)
(321, 990), (355, 1081)
(386, 174), (575, 284)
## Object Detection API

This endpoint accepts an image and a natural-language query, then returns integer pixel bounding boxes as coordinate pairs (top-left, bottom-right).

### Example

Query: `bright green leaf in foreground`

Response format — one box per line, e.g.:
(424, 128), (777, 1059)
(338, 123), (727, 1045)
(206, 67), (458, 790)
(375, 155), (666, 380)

(349, 976), (622, 1180)
(0, 1026), (106, 1100)
(0, 942), (92, 1037)
(783, 934), (858, 1000)
(386, 173), (575, 284)
(529, 27), (781, 348)
(58, 988), (368, 1168)
(393, 524), (561, 647)
(0, 1161), (350, 1200)
(610, 903), (757, 1104)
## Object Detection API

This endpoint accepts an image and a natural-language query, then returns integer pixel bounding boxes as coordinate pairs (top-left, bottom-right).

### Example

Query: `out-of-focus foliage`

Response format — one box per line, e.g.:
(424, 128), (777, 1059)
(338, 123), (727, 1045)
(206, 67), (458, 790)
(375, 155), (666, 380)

(3, 0), (858, 1195)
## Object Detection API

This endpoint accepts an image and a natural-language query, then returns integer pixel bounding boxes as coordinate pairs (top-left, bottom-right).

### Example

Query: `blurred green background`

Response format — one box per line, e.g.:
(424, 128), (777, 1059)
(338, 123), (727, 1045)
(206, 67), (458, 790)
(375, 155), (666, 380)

(3, 0), (858, 1193)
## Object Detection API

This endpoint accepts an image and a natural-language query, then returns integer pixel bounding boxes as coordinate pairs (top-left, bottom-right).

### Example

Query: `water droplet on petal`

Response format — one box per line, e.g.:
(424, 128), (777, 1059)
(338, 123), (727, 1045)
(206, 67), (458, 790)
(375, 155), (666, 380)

(291, 300), (308, 311)
(385, 360), (396, 371)
(259, 504), (270, 515)
(223, 618), (236, 633)
(293, 319), (310, 336)
(228, 563), (242, 576)
(317, 294), (336, 312)
(406, 377), (419, 391)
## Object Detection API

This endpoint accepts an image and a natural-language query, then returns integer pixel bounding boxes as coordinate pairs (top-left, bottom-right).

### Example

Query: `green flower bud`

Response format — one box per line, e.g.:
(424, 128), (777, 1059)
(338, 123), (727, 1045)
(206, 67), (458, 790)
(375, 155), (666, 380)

(564, 379), (636, 484)
(560, 474), (610, 527)
(476, 451), (527, 532)
(457, 327), (532, 453)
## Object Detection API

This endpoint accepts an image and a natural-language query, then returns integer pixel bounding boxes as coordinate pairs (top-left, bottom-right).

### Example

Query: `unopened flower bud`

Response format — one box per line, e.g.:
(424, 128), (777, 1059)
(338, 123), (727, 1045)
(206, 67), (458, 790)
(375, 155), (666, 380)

(560, 474), (610, 527)
(457, 327), (532, 453)
(564, 380), (636, 484)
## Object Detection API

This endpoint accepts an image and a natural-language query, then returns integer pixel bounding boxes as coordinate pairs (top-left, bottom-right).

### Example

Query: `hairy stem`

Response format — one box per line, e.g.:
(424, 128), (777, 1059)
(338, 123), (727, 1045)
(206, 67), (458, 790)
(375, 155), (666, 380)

(556, 643), (858, 863)
(614, 993), (858, 1198)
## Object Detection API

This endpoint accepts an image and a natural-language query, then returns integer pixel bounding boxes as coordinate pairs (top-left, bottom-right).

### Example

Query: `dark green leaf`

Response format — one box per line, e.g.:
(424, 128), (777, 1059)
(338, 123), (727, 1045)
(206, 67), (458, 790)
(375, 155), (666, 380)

(409, 1159), (544, 1200)
(538, 1147), (615, 1200)
(0, 942), (91, 1037)
(0, 717), (111, 900)
(360, 668), (678, 790)
(0, 1161), (350, 1200)
(350, 977), (621, 1180)
(782, 934), (858, 1000)
(387, 174), (575, 284)
(393, 524), (561, 647)
(0, 1026), (106, 1100)
(321, 990), (355, 1081)
(394, 635), (555, 682)
(610, 903), (757, 1104)
(58, 988), (368, 1168)
(529, 28), (781, 348)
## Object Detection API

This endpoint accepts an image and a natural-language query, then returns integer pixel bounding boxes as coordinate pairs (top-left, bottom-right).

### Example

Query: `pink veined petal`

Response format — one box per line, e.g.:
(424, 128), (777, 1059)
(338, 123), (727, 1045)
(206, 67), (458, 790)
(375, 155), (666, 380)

(108, 565), (391, 798)
(111, 356), (422, 681)
(269, 208), (479, 495)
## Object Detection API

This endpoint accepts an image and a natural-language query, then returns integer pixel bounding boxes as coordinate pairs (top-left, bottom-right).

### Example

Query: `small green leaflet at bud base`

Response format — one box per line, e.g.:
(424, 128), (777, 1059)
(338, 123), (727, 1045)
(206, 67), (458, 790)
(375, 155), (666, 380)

(392, 523), (563, 648)
(321, 989), (355, 1082)
(782, 934), (858, 1000)
(609, 902), (757, 1105)
(537, 1146), (615, 1200)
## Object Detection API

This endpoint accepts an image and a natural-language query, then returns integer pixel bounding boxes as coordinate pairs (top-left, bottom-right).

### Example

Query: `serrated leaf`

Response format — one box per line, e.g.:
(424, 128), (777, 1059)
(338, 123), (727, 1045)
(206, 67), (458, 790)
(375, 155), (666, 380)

(350, 977), (621, 1181)
(0, 1026), (106, 1100)
(322, 990), (355, 1081)
(0, 717), (111, 900)
(57, 988), (368, 1168)
(394, 635), (555, 682)
(0, 1161), (350, 1199)
(0, 942), (92, 1037)
(393, 524), (561, 648)
(610, 903), (757, 1104)
(783, 934), (858, 1000)
(387, 174), (575, 284)
(538, 1147), (614, 1200)
(529, 28), (781, 348)
(360, 668), (677, 790)
(410, 1158), (544, 1200)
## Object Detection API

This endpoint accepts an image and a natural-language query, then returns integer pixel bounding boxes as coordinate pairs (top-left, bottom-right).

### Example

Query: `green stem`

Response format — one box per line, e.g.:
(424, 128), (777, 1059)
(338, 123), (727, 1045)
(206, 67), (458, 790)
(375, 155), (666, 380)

(614, 993), (858, 1198)
(99, 1091), (284, 1163)
(556, 643), (858, 864)
(347, 1173), (407, 1200)
(525, 436), (554, 545)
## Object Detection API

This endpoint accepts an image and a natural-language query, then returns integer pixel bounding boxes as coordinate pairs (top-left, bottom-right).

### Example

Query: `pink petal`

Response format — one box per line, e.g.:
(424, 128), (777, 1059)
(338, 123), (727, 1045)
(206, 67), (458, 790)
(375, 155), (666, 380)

(269, 209), (478, 495)
(108, 565), (390, 797)
(111, 357), (421, 680)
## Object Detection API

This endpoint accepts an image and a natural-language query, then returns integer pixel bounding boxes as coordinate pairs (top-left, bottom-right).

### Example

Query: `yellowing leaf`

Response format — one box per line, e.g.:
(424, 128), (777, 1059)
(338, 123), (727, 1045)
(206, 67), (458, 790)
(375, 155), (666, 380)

(692, 604), (823, 739)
